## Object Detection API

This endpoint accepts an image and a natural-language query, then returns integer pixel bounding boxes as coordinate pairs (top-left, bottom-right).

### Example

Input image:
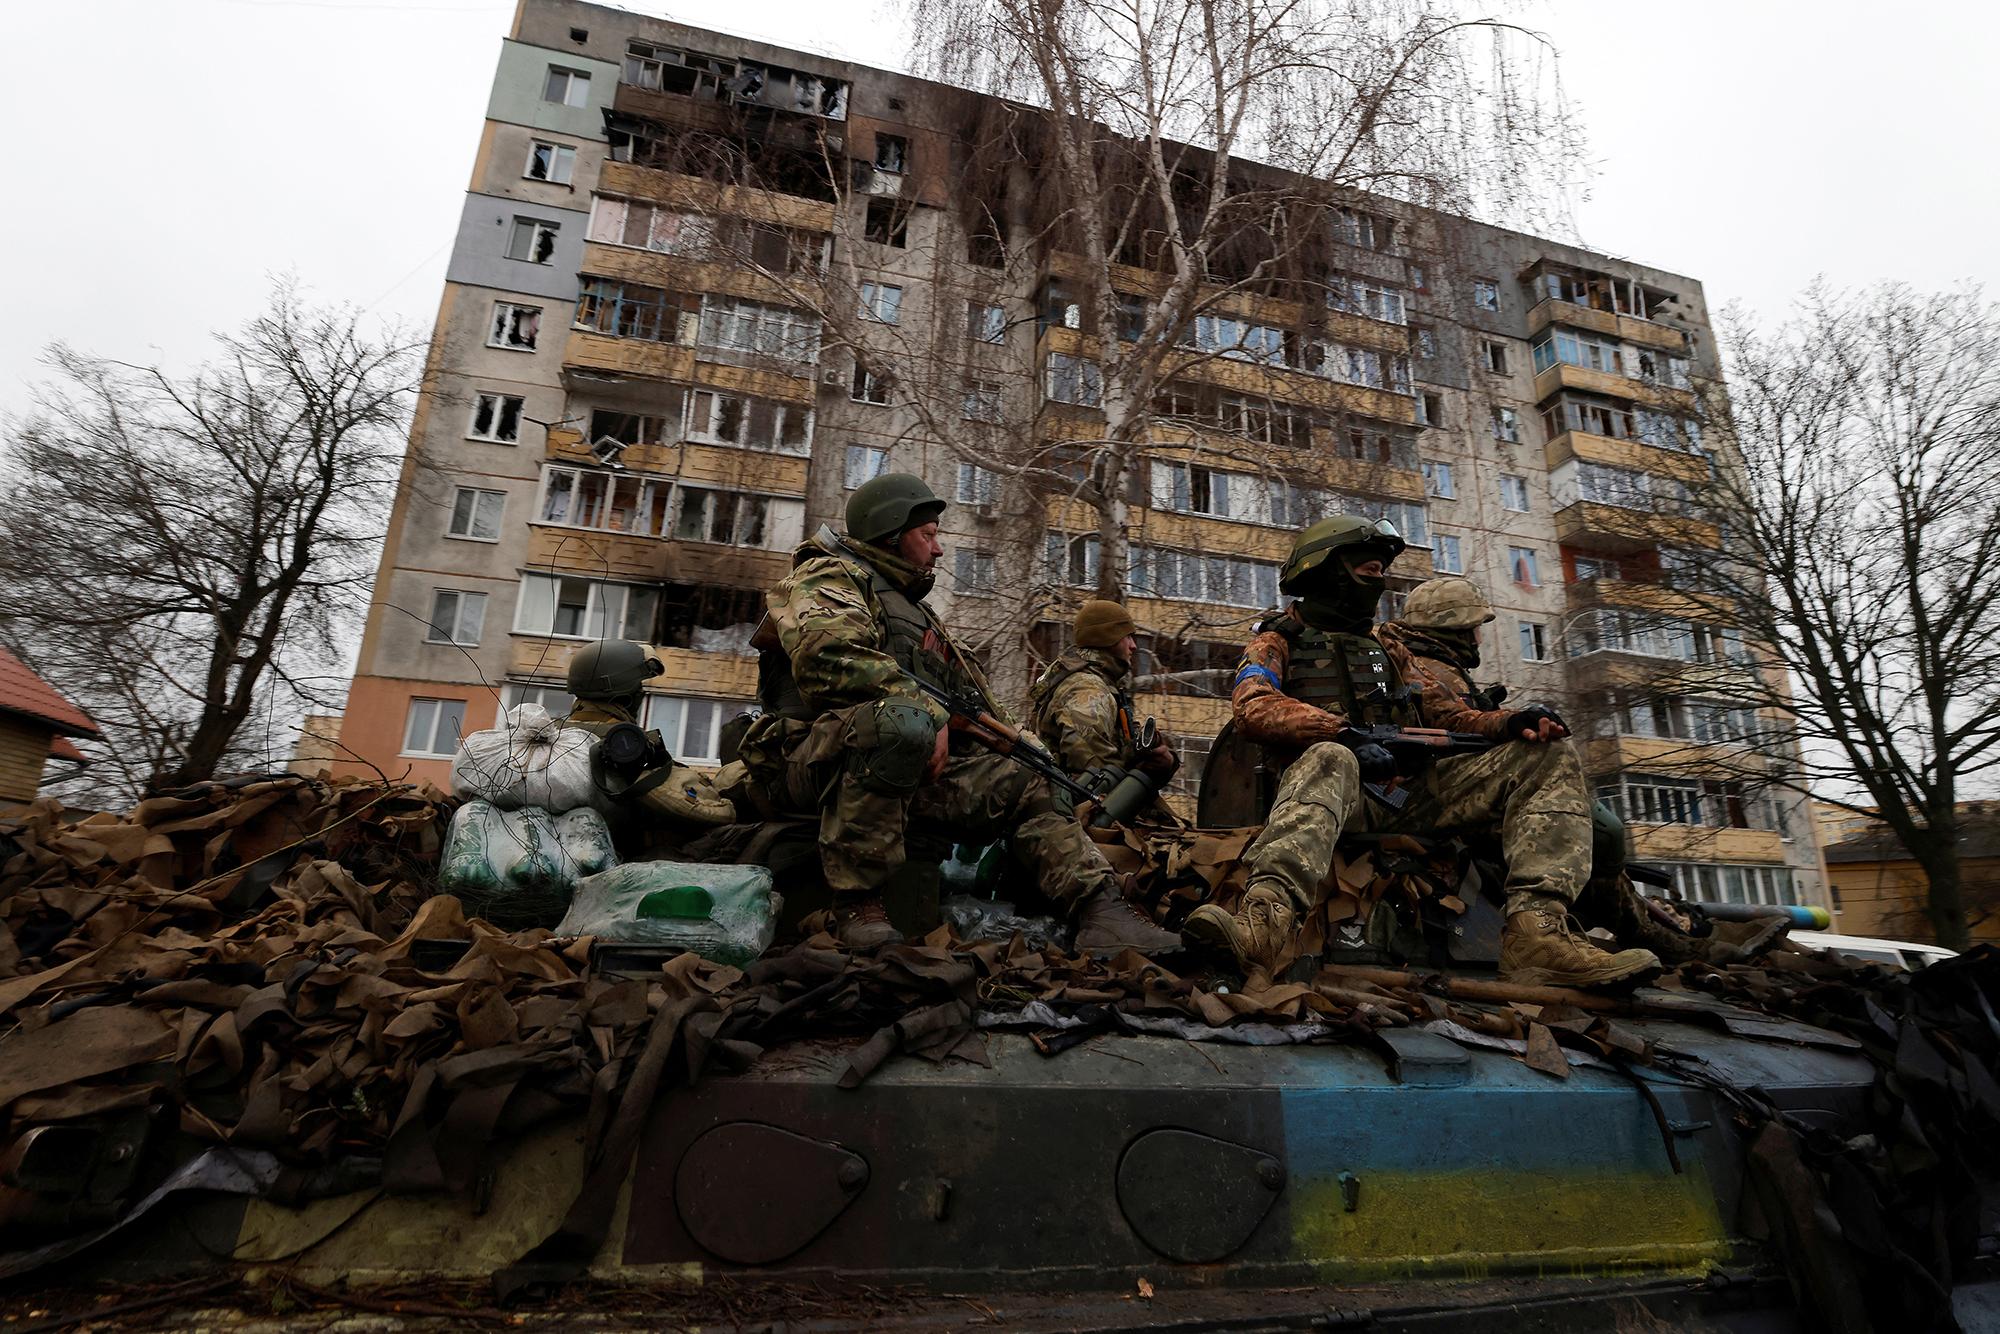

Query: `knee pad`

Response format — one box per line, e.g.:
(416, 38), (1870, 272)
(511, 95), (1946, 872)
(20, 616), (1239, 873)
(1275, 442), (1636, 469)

(849, 699), (936, 796)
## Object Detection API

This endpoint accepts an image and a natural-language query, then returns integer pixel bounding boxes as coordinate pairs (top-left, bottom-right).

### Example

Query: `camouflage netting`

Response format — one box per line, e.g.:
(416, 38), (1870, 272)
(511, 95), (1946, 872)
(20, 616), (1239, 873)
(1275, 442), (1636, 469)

(0, 776), (1997, 1325)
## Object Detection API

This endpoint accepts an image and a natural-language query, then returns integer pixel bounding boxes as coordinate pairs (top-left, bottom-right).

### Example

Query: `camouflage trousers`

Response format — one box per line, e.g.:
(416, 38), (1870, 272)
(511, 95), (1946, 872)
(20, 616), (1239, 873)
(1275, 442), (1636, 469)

(1245, 739), (1591, 917)
(757, 704), (1119, 908)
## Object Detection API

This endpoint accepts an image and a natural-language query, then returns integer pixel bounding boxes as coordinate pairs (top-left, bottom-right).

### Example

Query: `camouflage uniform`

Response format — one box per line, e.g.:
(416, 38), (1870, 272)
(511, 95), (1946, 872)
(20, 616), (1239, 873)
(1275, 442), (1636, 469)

(1235, 608), (1592, 918)
(737, 527), (1119, 907)
(1028, 647), (1144, 773)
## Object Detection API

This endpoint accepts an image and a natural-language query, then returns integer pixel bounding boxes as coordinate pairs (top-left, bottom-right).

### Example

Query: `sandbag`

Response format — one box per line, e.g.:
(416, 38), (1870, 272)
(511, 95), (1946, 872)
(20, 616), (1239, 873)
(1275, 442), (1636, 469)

(558, 861), (778, 966)
(437, 800), (617, 929)
(450, 704), (600, 813)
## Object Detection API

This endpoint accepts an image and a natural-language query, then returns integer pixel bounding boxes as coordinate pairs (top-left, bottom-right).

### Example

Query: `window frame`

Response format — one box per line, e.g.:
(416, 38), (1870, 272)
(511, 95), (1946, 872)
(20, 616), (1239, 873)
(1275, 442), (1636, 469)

(402, 697), (468, 759)
(543, 67), (592, 107)
(953, 548), (998, 597)
(1518, 620), (1549, 661)
(507, 216), (561, 265)
(1483, 340), (1509, 374)
(447, 486), (508, 542)
(524, 140), (577, 184)
(1499, 474), (1530, 511)
(845, 445), (890, 489)
(425, 589), (488, 647)
(1492, 408), (1523, 443)
(1472, 279), (1501, 312)
(488, 302), (542, 352)
(1433, 533), (1462, 574)
(967, 301), (1007, 344)
(852, 359), (892, 405)
(1508, 545), (1541, 586)
(683, 389), (811, 454)
(858, 282), (903, 324)
(1422, 460), (1455, 499)
(514, 572), (656, 642)
(468, 393), (525, 444)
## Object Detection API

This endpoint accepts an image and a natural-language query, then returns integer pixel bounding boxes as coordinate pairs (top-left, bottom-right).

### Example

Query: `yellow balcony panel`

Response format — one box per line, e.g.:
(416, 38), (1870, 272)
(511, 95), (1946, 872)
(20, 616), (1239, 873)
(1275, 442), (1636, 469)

(1142, 695), (1234, 739)
(692, 360), (817, 405)
(524, 524), (793, 587)
(1544, 430), (1711, 484)
(1134, 509), (1297, 559)
(1528, 299), (1620, 340)
(1554, 501), (1719, 553)
(510, 637), (758, 698)
(580, 241), (823, 308)
(1584, 734), (1770, 773)
(1129, 593), (1269, 636)
(596, 162), (838, 232)
(1616, 316), (1689, 353)
(677, 442), (810, 492)
(1627, 826), (1787, 864)
(563, 329), (697, 383)
(1533, 361), (1633, 403)
(1566, 578), (1731, 620)
(546, 435), (686, 477)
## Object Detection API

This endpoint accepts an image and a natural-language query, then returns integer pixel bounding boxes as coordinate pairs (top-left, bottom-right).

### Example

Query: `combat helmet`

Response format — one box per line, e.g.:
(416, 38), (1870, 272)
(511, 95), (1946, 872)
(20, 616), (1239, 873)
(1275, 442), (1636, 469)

(1278, 515), (1407, 594)
(847, 473), (947, 546)
(566, 639), (664, 702)
(1402, 576), (1497, 630)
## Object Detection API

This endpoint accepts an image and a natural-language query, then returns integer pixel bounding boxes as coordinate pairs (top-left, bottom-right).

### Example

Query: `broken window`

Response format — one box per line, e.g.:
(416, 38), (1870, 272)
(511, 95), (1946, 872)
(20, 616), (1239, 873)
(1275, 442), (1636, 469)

(864, 200), (907, 247)
(590, 198), (722, 257)
(953, 549), (997, 596)
(516, 574), (654, 640)
(1334, 207), (1392, 250)
(426, 589), (488, 647)
(508, 217), (560, 265)
(587, 409), (667, 452)
(859, 282), (903, 324)
(1518, 621), (1549, 661)
(1571, 553), (1622, 581)
(575, 278), (700, 344)
(1542, 393), (1635, 442)
(544, 67), (591, 107)
(1483, 341), (1509, 374)
(403, 698), (467, 757)
(852, 360), (892, 405)
(698, 295), (821, 362)
(1129, 545), (1279, 608)
(489, 303), (541, 351)
(1635, 407), (1702, 453)
(686, 390), (810, 452)
(845, 445), (889, 489)
(1188, 315), (1288, 366)
(1217, 395), (1313, 448)
(1414, 326), (1437, 359)
(1635, 349), (1691, 389)
(1348, 430), (1396, 465)
(968, 227), (1005, 268)
(958, 464), (999, 507)
(1303, 342), (1410, 393)
(539, 466), (658, 534)
(967, 301), (1006, 344)
(1157, 463), (1232, 518)
(1416, 393), (1444, 428)
(1046, 533), (1101, 589)
(622, 41), (736, 99)
(468, 393), (524, 443)
(1422, 461), (1454, 499)
(1046, 354), (1101, 407)
(1473, 279), (1501, 311)
(1500, 474), (1530, 510)
(874, 135), (908, 173)
(962, 379), (1003, 423)
(448, 487), (507, 540)
(525, 141), (576, 184)
(661, 488), (799, 549)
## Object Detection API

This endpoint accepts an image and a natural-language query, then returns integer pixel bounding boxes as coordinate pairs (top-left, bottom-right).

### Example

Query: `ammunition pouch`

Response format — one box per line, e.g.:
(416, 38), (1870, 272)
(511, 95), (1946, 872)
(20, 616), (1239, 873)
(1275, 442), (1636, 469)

(848, 699), (936, 796)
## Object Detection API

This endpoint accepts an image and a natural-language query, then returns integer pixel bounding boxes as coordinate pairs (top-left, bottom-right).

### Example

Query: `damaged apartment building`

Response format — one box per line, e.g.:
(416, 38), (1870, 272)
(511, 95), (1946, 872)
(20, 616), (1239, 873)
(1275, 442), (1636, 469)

(332, 0), (1832, 920)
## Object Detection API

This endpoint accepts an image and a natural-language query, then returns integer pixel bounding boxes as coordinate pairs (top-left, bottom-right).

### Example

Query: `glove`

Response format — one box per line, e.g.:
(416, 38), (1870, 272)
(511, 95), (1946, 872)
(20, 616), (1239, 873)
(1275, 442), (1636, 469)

(1136, 742), (1179, 778)
(1505, 706), (1568, 740)
(1349, 742), (1398, 783)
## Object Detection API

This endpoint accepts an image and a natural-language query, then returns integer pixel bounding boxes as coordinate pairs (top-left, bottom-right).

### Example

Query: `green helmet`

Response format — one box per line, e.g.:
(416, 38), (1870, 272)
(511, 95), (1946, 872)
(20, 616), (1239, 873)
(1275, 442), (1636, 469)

(1402, 576), (1497, 630)
(1279, 516), (1407, 594)
(566, 639), (664, 702)
(846, 472), (947, 546)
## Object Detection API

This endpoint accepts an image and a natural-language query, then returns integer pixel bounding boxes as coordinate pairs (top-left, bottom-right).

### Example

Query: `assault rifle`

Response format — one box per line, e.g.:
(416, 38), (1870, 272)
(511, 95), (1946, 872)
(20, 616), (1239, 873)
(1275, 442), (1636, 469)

(906, 676), (1165, 827)
(1335, 723), (1494, 810)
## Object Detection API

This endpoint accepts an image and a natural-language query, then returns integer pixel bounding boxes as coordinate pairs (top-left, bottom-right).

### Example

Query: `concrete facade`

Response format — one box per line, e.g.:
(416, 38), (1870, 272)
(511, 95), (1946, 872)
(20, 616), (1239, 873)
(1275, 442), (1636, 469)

(333, 0), (1830, 915)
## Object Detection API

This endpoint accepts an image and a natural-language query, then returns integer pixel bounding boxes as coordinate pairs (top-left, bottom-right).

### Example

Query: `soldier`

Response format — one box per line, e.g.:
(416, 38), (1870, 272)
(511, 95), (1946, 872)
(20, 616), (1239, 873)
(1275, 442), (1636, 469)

(560, 640), (733, 830)
(1027, 599), (1179, 790)
(1180, 517), (1660, 990)
(735, 473), (1179, 954)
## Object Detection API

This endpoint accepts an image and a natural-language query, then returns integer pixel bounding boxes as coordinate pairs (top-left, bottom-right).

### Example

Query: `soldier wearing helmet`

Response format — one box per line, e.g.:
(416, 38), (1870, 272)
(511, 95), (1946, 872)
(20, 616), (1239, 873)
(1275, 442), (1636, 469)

(735, 473), (1176, 954)
(561, 640), (735, 831)
(1180, 521), (1660, 991)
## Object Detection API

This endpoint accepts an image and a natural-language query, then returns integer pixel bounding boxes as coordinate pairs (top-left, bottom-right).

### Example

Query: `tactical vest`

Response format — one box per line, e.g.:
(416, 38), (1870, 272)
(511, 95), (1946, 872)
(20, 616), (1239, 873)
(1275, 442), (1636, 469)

(1030, 654), (1135, 755)
(1282, 627), (1422, 727)
(758, 528), (982, 722)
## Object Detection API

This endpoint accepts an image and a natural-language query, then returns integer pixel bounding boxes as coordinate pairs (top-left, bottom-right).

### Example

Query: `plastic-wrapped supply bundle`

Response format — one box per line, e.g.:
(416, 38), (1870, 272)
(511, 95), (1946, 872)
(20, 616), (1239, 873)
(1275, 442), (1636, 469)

(450, 704), (600, 813)
(438, 800), (618, 929)
(558, 861), (778, 966)
(940, 894), (1072, 952)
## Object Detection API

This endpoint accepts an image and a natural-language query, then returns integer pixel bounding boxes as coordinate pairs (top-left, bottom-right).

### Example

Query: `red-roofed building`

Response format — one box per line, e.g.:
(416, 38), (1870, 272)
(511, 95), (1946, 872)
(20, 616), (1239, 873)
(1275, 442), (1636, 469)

(0, 647), (100, 804)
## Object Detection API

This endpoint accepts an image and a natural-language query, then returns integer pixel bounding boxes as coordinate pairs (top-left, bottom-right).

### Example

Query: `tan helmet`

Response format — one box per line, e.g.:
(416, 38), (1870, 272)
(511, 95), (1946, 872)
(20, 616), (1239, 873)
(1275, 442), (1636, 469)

(1402, 577), (1496, 630)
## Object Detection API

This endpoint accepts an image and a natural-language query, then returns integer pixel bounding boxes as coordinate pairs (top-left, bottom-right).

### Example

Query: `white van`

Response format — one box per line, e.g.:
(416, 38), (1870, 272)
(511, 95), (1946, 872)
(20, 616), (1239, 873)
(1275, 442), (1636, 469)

(1790, 930), (1958, 972)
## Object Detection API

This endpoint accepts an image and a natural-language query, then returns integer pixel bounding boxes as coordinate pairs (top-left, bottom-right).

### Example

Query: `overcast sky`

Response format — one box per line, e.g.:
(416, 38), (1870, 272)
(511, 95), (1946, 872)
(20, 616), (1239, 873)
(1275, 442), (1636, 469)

(1, 0), (1993, 395)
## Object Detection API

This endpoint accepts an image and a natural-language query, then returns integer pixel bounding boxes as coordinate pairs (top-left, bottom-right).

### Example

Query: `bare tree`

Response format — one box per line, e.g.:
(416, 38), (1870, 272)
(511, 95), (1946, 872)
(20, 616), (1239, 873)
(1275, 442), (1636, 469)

(0, 283), (430, 801)
(1640, 283), (2000, 949)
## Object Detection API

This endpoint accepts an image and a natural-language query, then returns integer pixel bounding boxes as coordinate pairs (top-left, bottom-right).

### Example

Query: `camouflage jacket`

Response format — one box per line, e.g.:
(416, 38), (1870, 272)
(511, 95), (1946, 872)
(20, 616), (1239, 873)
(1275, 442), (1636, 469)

(564, 699), (636, 737)
(1232, 608), (1514, 761)
(749, 530), (998, 737)
(1372, 621), (1509, 714)
(1028, 646), (1137, 774)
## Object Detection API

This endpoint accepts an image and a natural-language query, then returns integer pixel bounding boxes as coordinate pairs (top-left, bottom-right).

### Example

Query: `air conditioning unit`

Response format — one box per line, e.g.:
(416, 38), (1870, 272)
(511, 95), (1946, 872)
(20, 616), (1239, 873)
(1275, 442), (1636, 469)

(821, 367), (849, 387)
(974, 502), (997, 520)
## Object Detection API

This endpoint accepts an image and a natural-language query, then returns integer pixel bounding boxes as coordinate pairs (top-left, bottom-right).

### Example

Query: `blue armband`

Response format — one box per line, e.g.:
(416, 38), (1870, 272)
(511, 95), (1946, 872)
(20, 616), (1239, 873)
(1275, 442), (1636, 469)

(1234, 663), (1284, 693)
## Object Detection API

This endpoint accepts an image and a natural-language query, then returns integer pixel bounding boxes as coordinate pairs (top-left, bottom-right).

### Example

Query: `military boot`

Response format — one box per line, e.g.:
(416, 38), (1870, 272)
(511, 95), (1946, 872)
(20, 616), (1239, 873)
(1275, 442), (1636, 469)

(1701, 915), (1789, 965)
(1500, 899), (1660, 989)
(1605, 877), (1708, 966)
(1075, 883), (1182, 956)
(1181, 885), (1297, 992)
(829, 895), (903, 952)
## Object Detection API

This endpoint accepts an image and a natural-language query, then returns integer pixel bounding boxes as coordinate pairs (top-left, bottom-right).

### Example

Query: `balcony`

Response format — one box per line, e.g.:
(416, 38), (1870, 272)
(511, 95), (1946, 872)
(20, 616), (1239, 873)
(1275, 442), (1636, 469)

(1527, 298), (1688, 353)
(1555, 501), (1719, 553)
(510, 639), (759, 694)
(579, 239), (822, 312)
(597, 162), (839, 232)
(1532, 362), (1697, 413)
(563, 329), (697, 383)
(523, 524), (793, 588)
(1564, 577), (1729, 619)
(1544, 429), (1710, 484)
(1627, 825), (1787, 864)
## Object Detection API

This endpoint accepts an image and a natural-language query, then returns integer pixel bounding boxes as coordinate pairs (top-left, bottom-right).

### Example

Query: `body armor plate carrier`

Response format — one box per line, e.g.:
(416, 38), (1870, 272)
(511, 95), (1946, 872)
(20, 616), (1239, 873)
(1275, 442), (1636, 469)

(1282, 628), (1423, 728)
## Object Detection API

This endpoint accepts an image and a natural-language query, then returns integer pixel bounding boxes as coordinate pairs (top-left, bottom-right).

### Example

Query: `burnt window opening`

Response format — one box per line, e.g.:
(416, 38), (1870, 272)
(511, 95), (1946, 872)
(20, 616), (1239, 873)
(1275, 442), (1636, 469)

(603, 114), (838, 203)
(865, 199), (908, 248)
(588, 409), (667, 450)
(874, 134), (909, 173)
(653, 583), (770, 651)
